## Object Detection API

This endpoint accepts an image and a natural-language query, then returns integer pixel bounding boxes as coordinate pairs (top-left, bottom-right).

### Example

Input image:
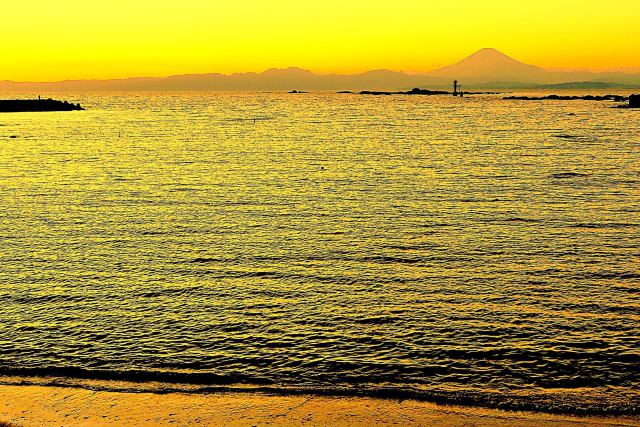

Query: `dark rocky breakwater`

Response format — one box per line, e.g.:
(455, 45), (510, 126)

(0, 98), (84, 112)
(345, 88), (499, 96)
(613, 94), (639, 109)
(503, 94), (628, 102)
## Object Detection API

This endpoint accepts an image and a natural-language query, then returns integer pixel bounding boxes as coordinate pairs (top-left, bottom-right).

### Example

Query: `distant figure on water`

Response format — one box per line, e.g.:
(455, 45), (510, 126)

(453, 80), (458, 96)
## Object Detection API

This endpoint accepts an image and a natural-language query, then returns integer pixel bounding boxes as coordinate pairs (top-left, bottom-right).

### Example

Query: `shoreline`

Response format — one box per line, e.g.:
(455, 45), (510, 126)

(0, 375), (638, 417)
(1, 384), (639, 427)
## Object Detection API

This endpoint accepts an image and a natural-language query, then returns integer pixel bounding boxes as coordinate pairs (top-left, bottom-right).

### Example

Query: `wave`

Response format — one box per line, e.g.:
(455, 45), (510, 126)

(184, 256), (425, 270)
(0, 367), (262, 386)
(8, 294), (100, 304)
(501, 217), (541, 223)
(0, 370), (638, 417)
(568, 222), (638, 229)
(549, 172), (589, 179)
(223, 116), (274, 122)
(579, 271), (640, 280)
(360, 255), (422, 264)
(552, 134), (581, 139)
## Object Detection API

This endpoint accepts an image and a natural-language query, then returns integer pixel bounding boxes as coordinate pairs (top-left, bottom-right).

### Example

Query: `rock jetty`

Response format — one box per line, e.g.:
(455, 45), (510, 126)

(0, 98), (84, 112)
(353, 88), (498, 96)
(615, 94), (640, 109)
(503, 94), (627, 102)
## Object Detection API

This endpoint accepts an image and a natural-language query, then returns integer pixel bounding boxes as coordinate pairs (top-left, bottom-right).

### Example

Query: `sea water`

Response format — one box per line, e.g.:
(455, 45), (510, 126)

(0, 92), (638, 415)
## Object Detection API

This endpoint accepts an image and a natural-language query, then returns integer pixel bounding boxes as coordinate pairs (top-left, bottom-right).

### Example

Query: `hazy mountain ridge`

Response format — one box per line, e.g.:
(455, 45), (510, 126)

(0, 68), (426, 92)
(1, 49), (639, 91)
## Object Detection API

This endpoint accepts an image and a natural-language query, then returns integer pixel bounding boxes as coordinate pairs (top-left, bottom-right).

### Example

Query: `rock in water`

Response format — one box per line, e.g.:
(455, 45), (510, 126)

(0, 99), (84, 112)
(629, 94), (640, 108)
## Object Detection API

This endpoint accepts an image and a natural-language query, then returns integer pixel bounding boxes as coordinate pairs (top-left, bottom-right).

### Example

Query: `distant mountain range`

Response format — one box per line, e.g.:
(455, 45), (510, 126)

(1, 48), (639, 91)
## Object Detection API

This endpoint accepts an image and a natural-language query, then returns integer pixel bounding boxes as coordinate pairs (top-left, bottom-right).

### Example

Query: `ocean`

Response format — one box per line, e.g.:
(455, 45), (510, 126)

(0, 91), (638, 415)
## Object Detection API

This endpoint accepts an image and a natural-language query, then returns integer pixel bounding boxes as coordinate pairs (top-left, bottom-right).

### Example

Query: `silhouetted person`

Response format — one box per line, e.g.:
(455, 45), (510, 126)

(453, 80), (458, 96)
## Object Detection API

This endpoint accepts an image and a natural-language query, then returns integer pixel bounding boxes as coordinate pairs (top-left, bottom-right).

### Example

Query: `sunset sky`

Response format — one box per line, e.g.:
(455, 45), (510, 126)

(2, 0), (639, 81)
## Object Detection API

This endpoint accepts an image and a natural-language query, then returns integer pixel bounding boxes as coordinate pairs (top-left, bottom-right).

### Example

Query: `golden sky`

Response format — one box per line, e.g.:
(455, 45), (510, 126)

(2, 0), (639, 81)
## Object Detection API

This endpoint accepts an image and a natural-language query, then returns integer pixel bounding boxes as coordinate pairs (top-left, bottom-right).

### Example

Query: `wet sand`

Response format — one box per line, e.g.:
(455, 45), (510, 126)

(0, 384), (638, 426)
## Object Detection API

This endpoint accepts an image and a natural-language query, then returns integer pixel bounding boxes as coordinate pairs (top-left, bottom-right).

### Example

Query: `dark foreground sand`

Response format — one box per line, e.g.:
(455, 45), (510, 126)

(1, 384), (639, 426)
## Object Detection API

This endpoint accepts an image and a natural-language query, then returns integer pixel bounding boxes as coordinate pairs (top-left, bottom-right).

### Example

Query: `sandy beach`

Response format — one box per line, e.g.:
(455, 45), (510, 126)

(0, 384), (638, 426)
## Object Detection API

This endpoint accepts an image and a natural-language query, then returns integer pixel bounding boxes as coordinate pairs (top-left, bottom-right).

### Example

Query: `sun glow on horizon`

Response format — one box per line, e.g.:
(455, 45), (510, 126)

(2, 0), (639, 81)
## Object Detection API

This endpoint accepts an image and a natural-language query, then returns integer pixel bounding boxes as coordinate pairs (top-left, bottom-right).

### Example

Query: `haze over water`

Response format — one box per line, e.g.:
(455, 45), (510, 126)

(0, 92), (639, 415)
